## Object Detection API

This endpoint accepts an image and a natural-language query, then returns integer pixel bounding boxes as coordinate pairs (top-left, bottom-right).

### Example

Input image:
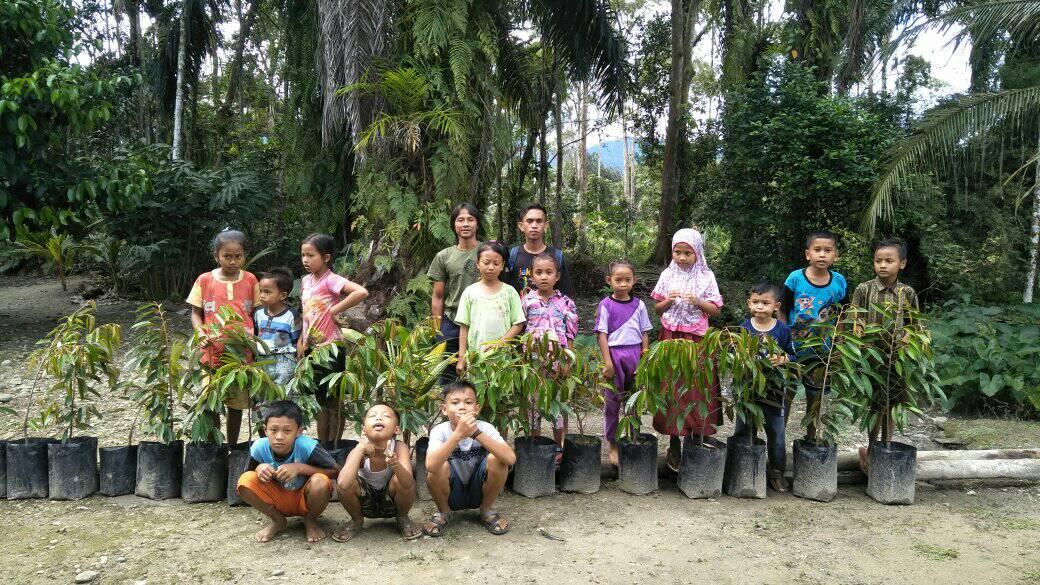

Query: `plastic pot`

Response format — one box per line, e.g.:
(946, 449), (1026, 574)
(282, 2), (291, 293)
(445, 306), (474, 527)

(135, 440), (183, 500)
(321, 440), (358, 502)
(182, 442), (228, 503)
(792, 439), (837, 502)
(617, 433), (658, 495)
(724, 435), (767, 499)
(47, 436), (99, 500)
(226, 442), (251, 506)
(559, 434), (601, 494)
(413, 437), (430, 501)
(867, 441), (917, 505)
(0, 439), (7, 498)
(6, 438), (58, 499)
(100, 445), (137, 496)
(678, 436), (727, 499)
(512, 436), (557, 498)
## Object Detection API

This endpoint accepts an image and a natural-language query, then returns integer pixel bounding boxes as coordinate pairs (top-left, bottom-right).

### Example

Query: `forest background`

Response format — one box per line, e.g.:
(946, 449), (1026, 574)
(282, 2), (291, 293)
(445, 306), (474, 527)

(2, 0), (1039, 418)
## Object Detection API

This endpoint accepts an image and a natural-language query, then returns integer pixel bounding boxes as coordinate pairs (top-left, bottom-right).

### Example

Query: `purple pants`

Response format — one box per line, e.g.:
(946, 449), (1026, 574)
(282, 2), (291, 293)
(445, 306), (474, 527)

(604, 344), (643, 444)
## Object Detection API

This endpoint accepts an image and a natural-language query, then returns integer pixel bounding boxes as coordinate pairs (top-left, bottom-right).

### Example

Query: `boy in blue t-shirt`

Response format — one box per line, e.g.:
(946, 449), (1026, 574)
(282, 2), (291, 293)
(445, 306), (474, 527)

(737, 282), (795, 492)
(780, 231), (847, 436)
(237, 400), (340, 543)
(253, 267), (301, 387)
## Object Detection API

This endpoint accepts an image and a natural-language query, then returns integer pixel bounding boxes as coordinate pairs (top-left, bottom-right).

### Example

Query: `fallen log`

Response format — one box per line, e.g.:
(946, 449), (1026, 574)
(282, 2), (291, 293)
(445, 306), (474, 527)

(916, 459), (1040, 481)
(832, 448), (1040, 472)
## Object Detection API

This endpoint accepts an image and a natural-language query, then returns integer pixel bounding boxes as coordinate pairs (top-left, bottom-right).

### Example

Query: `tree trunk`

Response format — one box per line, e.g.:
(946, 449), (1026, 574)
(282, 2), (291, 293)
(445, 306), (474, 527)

(576, 81), (589, 253)
(171, 0), (190, 160)
(126, 0), (150, 142)
(553, 72), (565, 250)
(219, 0), (258, 123)
(1024, 132), (1040, 303)
(539, 118), (548, 205)
(652, 0), (699, 263)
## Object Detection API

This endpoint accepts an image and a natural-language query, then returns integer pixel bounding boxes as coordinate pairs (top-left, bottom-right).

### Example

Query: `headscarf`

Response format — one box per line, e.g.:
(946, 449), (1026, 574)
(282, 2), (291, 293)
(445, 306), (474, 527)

(651, 228), (723, 331)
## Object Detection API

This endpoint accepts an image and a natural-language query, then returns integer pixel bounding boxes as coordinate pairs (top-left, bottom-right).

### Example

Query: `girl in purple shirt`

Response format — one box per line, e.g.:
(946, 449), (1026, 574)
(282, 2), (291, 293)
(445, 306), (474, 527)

(595, 261), (653, 467)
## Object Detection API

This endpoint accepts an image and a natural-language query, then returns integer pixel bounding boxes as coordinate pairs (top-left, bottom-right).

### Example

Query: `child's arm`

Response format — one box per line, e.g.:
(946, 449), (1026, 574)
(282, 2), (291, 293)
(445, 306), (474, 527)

(502, 323), (524, 340)
(330, 280), (369, 317)
(336, 441), (366, 485)
(190, 306), (205, 334)
(779, 284), (795, 325)
(389, 441), (415, 491)
(641, 332), (650, 353)
(475, 430), (516, 466)
(654, 296), (676, 315)
(698, 299), (722, 317)
(597, 332), (614, 379)
(457, 325), (469, 374)
(502, 290), (525, 339)
(425, 427), (464, 471)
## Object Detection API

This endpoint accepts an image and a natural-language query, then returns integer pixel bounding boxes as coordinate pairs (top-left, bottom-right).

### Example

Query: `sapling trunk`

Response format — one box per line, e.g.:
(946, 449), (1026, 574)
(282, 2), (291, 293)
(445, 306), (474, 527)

(23, 361), (47, 442)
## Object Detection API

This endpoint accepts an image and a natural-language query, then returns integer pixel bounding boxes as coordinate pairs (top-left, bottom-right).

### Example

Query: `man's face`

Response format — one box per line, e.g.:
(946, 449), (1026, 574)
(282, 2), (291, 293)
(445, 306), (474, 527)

(518, 209), (547, 244)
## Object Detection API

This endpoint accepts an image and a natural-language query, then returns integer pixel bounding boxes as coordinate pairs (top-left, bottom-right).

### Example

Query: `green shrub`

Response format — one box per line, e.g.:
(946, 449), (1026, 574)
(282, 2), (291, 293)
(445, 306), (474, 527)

(931, 299), (1040, 416)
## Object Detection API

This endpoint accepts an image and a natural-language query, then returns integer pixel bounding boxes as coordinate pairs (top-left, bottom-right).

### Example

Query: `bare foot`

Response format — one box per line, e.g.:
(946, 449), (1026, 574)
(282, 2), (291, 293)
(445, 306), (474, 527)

(255, 515), (287, 543)
(608, 445), (619, 467)
(858, 446), (870, 474)
(303, 516), (326, 543)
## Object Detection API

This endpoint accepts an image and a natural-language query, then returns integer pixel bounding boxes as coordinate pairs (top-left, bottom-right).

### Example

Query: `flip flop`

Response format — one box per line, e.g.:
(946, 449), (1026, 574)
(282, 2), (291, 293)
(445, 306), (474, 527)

(422, 512), (449, 537)
(331, 519), (363, 543)
(397, 516), (423, 541)
(665, 448), (680, 474)
(479, 510), (510, 536)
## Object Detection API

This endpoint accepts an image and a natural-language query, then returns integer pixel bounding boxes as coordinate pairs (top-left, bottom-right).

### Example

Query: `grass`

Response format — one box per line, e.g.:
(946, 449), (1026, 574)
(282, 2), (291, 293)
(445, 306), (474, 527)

(942, 418), (1040, 449)
(1022, 569), (1040, 583)
(913, 543), (959, 561)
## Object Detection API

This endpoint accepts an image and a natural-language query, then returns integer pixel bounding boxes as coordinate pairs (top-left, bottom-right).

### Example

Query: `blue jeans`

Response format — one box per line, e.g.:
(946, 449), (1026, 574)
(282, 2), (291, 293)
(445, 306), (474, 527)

(733, 403), (786, 472)
(437, 316), (461, 386)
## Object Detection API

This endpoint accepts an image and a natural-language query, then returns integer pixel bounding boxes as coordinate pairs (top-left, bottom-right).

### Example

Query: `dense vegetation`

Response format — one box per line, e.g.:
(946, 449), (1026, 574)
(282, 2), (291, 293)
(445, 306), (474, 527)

(2, 0), (1039, 414)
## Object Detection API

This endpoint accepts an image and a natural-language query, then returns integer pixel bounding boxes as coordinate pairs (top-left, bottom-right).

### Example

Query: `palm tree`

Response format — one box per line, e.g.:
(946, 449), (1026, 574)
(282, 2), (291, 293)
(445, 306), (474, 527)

(866, 0), (1040, 302)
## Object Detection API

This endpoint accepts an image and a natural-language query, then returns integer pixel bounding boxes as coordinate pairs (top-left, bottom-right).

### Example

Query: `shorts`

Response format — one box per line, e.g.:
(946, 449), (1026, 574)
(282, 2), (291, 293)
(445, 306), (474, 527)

(310, 347), (347, 404)
(237, 471), (333, 517)
(358, 476), (398, 519)
(201, 370), (252, 410)
(448, 456), (488, 511)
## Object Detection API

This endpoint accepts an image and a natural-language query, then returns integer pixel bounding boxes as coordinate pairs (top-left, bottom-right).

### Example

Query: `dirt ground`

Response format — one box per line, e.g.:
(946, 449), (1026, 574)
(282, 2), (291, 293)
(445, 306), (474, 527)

(1, 275), (1039, 585)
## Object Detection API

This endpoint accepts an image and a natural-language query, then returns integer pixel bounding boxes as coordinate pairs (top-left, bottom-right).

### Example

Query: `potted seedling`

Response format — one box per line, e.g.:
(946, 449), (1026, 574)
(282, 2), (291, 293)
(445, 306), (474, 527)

(853, 305), (942, 505)
(125, 302), (188, 500)
(637, 333), (727, 499)
(509, 334), (573, 498)
(790, 308), (860, 502)
(559, 342), (608, 494)
(0, 403), (15, 497)
(616, 356), (674, 496)
(719, 327), (785, 499)
(17, 304), (119, 500)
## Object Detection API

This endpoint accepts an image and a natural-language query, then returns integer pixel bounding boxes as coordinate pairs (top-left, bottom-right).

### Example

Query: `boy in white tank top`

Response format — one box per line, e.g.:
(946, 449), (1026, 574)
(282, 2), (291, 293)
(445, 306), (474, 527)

(332, 404), (421, 541)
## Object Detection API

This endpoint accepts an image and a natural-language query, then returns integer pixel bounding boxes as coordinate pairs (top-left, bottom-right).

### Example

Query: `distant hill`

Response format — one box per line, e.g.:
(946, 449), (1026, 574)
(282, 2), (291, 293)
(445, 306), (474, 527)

(589, 139), (641, 170)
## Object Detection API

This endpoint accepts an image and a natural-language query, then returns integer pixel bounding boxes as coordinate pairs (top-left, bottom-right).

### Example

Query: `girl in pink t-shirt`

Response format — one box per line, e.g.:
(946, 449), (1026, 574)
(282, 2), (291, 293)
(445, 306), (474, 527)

(300, 233), (369, 442)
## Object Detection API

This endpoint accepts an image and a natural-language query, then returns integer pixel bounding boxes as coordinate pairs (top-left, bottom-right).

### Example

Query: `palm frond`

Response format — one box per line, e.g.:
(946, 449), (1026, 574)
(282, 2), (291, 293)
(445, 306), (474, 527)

(882, 0), (1040, 65)
(865, 86), (1040, 233)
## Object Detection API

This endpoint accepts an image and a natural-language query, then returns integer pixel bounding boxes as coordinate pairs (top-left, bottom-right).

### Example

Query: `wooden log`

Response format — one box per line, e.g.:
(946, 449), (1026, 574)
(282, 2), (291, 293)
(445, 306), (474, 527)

(916, 459), (1040, 481)
(831, 448), (1040, 472)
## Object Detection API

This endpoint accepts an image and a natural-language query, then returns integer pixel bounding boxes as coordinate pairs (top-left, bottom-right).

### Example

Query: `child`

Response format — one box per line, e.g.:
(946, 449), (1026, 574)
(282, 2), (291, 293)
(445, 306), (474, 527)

(521, 253), (578, 460)
(253, 267), (301, 388)
(595, 260), (653, 467)
(650, 228), (724, 472)
(333, 403), (421, 542)
(736, 282), (795, 492)
(780, 230), (847, 438)
(422, 380), (516, 536)
(453, 241), (526, 377)
(852, 238), (919, 471)
(298, 233), (369, 443)
(236, 400), (340, 543)
(187, 229), (260, 446)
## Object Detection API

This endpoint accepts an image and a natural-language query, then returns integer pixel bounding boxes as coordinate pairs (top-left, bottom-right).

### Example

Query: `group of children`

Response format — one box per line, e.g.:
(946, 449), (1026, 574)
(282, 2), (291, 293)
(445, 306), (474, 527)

(186, 203), (919, 543)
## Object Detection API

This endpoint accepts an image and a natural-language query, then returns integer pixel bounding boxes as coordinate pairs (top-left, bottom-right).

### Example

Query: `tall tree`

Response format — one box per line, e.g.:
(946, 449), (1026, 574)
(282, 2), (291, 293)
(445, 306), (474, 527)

(171, 0), (190, 159)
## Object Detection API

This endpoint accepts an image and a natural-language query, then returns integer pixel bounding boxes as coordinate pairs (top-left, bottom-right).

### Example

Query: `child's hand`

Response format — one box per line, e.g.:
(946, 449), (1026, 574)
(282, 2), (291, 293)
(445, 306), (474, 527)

(274, 463), (301, 484)
(454, 413), (478, 439)
(358, 436), (375, 458)
(387, 453), (401, 472)
(602, 362), (615, 380)
(768, 354), (789, 367)
(456, 354), (467, 376)
(685, 293), (701, 305)
(256, 463), (275, 482)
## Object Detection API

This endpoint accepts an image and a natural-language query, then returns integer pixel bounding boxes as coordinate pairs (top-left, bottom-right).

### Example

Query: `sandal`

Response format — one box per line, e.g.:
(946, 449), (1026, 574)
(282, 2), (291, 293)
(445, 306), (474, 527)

(767, 470), (788, 493)
(554, 446), (563, 467)
(480, 509), (510, 536)
(422, 512), (449, 537)
(331, 519), (363, 543)
(397, 516), (423, 540)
